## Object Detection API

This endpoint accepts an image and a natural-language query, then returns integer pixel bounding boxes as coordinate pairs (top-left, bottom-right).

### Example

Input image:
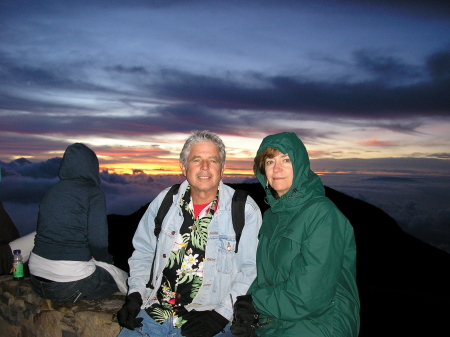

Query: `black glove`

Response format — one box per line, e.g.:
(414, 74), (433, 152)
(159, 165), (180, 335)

(231, 295), (259, 337)
(181, 310), (229, 337)
(117, 292), (144, 330)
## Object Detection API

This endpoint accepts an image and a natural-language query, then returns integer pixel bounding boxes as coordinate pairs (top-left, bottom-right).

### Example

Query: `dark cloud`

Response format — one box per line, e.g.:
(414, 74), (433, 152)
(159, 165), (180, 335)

(0, 176), (56, 204)
(99, 171), (130, 185)
(131, 169), (145, 175)
(429, 152), (450, 159)
(426, 50), (450, 80)
(32, 159), (61, 178)
(1, 158), (61, 179)
(2, 42), (448, 131)
(338, 0), (450, 18)
(362, 176), (418, 183)
(313, 157), (450, 175)
(4, 0), (448, 18)
(371, 121), (424, 134)
(0, 134), (77, 161)
(0, 91), (90, 116)
(105, 65), (149, 75)
(151, 49), (450, 118)
(354, 50), (423, 83)
(0, 54), (117, 95)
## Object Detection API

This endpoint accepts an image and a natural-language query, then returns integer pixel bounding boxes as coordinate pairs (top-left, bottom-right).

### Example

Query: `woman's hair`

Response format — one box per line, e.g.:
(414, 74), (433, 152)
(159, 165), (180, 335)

(253, 147), (280, 177)
(180, 130), (226, 167)
(253, 147), (281, 199)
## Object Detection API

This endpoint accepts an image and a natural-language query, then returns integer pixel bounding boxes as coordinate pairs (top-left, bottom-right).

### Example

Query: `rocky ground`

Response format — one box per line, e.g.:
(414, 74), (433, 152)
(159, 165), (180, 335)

(0, 275), (125, 337)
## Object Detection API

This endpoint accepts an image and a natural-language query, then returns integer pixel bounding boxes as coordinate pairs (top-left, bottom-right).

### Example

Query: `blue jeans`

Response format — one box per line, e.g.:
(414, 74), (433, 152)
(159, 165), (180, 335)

(30, 265), (119, 302)
(117, 310), (235, 337)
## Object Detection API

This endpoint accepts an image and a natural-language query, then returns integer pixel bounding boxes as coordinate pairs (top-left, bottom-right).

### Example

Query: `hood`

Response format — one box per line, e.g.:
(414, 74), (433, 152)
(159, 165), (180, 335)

(255, 132), (324, 209)
(58, 143), (101, 185)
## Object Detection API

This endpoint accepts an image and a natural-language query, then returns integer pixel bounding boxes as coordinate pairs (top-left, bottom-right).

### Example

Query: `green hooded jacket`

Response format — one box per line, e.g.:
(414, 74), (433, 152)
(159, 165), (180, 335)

(248, 132), (360, 336)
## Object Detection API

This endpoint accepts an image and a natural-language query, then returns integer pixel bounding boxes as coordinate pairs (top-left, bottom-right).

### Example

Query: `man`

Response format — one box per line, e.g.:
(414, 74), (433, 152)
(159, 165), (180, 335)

(117, 130), (262, 337)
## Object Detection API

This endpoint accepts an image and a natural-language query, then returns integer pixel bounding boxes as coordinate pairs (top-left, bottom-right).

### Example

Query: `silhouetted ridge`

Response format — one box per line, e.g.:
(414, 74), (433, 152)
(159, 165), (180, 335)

(108, 204), (149, 272)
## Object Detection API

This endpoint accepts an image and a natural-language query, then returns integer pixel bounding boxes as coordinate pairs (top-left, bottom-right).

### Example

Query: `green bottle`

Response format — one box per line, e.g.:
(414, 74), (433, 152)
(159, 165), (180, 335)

(13, 249), (24, 280)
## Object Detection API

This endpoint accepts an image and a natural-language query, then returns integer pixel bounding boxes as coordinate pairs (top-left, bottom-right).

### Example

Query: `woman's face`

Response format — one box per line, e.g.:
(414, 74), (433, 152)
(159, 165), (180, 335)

(264, 152), (293, 197)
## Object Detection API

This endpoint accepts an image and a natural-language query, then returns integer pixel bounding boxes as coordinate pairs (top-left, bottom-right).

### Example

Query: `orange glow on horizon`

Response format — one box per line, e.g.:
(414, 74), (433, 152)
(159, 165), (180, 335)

(101, 165), (255, 176)
(101, 165), (180, 175)
(99, 154), (255, 176)
(101, 162), (425, 177)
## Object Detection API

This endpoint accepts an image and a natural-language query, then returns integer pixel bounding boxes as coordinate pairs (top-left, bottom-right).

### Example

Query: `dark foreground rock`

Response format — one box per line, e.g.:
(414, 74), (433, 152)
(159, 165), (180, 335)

(0, 275), (124, 337)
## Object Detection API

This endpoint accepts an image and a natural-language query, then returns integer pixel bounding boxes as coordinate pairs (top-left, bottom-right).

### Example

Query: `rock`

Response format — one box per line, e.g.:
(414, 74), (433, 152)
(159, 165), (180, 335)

(0, 275), (125, 337)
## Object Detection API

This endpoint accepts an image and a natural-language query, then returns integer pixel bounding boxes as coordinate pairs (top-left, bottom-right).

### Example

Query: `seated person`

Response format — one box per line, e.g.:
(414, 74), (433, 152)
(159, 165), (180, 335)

(29, 143), (127, 302)
(0, 200), (22, 276)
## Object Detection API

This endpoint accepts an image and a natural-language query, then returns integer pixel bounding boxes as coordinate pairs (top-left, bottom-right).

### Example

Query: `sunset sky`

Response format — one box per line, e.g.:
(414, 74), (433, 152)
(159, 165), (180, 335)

(1, 0), (449, 250)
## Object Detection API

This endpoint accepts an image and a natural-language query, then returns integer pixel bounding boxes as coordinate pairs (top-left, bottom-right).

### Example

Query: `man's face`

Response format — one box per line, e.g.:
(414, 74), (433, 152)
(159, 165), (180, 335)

(180, 141), (224, 197)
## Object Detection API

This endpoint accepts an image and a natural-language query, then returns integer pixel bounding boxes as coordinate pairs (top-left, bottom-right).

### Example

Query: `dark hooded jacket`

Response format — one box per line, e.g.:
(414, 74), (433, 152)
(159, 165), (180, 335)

(0, 201), (20, 275)
(32, 143), (112, 263)
(248, 132), (360, 336)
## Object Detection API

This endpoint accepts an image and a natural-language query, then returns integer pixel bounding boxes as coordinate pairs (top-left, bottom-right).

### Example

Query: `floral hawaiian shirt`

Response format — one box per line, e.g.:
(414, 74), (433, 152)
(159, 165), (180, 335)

(146, 186), (218, 328)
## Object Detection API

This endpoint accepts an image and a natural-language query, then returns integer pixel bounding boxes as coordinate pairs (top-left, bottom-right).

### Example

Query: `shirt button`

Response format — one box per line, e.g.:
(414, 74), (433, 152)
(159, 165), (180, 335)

(163, 254), (167, 258)
(172, 231), (176, 235)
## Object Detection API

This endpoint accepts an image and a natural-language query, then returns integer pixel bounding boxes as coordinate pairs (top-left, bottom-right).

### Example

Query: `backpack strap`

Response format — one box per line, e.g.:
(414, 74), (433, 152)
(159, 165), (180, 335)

(231, 189), (248, 253)
(154, 184), (180, 238)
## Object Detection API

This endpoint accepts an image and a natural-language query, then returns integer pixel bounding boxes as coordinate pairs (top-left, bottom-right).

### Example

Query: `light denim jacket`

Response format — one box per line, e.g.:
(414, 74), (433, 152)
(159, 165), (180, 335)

(127, 180), (262, 321)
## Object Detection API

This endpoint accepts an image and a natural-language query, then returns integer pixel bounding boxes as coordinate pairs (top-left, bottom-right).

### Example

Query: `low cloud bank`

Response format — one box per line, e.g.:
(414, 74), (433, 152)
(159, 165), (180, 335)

(1, 158), (449, 254)
(0, 159), (252, 235)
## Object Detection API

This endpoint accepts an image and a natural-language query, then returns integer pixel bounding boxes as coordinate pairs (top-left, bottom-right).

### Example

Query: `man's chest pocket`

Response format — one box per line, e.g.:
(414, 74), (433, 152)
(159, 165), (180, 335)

(215, 237), (236, 274)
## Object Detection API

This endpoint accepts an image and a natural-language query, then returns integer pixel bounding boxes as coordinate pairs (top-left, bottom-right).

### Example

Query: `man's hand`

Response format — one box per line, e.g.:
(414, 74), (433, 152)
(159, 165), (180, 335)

(181, 310), (229, 337)
(117, 292), (143, 330)
(231, 295), (259, 337)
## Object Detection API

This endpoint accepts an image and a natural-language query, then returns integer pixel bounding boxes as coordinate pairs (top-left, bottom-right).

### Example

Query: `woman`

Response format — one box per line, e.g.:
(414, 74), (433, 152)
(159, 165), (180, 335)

(29, 143), (127, 302)
(233, 132), (360, 336)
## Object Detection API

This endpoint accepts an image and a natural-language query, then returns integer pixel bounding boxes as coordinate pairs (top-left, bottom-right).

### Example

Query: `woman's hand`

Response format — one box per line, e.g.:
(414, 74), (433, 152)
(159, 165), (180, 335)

(231, 295), (259, 337)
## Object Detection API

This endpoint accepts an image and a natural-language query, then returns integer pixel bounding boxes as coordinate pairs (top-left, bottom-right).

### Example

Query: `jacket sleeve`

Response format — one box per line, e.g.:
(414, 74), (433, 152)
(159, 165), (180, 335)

(216, 197), (262, 321)
(250, 204), (349, 321)
(87, 187), (113, 264)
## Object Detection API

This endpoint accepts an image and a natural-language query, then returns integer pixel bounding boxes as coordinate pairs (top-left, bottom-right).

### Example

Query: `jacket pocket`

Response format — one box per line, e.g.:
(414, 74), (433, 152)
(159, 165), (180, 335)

(215, 237), (236, 274)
